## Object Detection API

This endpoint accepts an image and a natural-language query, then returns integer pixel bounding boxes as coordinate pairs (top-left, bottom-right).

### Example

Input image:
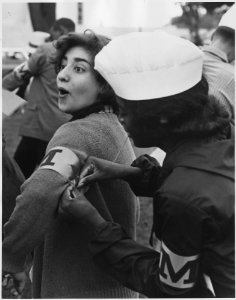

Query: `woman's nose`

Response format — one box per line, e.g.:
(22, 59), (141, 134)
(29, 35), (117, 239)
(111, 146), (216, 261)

(57, 67), (70, 82)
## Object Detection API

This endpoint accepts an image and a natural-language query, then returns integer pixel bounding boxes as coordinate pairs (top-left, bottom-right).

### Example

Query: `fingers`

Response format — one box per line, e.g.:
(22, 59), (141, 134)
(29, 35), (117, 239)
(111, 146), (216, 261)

(60, 185), (75, 211)
(67, 185), (76, 199)
(77, 186), (89, 194)
(78, 174), (97, 188)
(13, 273), (26, 298)
(10, 287), (21, 298)
(80, 163), (95, 180)
(2, 275), (22, 298)
(78, 163), (96, 188)
(2, 274), (11, 287)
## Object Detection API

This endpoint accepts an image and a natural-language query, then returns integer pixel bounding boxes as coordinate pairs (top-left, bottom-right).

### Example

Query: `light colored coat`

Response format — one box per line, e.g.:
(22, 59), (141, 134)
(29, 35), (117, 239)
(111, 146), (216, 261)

(3, 111), (139, 298)
(202, 45), (235, 119)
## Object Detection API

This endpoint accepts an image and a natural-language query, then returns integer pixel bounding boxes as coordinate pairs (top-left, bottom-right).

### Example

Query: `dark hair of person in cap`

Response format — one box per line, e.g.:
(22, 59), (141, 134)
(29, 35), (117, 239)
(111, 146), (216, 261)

(117, 76), (231, 148)
(52, 31), (118, 112)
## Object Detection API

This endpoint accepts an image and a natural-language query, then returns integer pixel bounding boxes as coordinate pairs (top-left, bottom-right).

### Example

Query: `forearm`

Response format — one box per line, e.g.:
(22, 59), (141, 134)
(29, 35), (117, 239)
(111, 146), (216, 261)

(89, 222), (164, 297)
(79, 156), (144, 189)
(117, 164), (143, 182)
(114, 163), (160, 197)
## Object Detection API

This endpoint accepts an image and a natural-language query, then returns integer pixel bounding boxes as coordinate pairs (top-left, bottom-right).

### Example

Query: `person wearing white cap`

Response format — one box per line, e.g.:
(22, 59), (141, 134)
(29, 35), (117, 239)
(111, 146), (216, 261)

(202, 4), (235, 121)
(58, 30), (234, 297)
(2, 18), (75, 179)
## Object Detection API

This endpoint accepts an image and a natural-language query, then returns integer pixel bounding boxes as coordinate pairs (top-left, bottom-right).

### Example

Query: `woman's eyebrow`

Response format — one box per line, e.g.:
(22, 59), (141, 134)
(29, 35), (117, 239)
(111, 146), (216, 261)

(73, 58), (92, 66)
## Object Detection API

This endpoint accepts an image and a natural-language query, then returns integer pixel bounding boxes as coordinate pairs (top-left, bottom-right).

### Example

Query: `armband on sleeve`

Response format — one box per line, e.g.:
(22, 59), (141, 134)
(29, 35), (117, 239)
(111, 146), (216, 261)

(39, 147), (81, 181)
(159, 241), (200, 293)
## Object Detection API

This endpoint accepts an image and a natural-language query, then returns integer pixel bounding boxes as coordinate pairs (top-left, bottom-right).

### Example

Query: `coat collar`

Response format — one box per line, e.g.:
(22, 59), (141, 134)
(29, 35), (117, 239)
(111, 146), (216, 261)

(160, 137), (234, 183)
(70, 104), (114, 121)
(202, 45), (229, 63)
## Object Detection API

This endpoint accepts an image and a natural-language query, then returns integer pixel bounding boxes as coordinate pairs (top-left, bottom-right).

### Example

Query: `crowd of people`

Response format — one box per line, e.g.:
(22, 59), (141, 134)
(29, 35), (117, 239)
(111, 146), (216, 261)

(2, 4), (235, 299)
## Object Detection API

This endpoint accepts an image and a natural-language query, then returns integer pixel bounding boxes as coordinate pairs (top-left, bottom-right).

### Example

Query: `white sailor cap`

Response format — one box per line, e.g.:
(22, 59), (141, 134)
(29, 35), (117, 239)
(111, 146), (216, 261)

(94, 30), (203, 101)
(27, 31), (50, 53)
(219, 4), (235, 30)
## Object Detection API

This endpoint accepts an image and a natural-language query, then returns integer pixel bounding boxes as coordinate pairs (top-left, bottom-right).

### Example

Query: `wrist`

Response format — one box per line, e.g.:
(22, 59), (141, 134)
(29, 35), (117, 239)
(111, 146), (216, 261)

(121, 165), (143, 181)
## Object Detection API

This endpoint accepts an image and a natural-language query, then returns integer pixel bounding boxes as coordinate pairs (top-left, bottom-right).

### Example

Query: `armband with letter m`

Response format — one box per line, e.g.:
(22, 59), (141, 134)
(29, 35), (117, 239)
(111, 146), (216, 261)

(39, 146), (81, 182)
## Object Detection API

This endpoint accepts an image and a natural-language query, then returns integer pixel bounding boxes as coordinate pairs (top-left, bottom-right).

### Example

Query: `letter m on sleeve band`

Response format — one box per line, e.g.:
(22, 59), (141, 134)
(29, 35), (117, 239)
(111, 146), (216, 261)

(39, 146), (80, 180)
(159, 241), (199, 289)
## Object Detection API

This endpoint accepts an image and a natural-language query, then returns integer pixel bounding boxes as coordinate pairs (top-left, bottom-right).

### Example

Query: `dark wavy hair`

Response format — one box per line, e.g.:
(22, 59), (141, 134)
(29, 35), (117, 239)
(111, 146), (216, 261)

(52, 30), (118, 112)
(119, 76), (231, 139)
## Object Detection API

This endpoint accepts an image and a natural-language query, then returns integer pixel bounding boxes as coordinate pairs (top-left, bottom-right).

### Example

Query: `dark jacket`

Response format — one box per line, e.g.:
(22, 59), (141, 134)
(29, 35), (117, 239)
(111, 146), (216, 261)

(89, 137), (235, 298)
(2, 148), (25, 228)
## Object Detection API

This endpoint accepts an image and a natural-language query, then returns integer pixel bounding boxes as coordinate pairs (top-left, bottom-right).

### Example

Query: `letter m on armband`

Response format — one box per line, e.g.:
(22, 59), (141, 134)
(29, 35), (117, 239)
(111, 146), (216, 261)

(40, 148), (63, 167)
(159, 241), (199, 290)
(39, 147), (80, 180)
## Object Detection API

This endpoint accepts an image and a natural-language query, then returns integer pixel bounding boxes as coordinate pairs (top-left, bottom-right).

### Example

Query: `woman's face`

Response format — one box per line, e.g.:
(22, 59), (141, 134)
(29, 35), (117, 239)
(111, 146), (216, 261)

(117, 98), (163, 148)
(57, 46), (100, 114)
(117, 98), (147, 147)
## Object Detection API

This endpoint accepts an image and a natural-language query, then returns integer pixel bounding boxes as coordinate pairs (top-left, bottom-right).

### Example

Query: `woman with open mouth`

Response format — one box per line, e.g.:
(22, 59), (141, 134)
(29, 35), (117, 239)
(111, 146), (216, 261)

(2, 32), (139, 299)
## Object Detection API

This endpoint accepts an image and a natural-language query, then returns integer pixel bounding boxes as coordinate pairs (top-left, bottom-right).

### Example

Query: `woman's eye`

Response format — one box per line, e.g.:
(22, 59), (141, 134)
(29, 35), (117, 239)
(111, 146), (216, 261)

(74, 66), (85, 73)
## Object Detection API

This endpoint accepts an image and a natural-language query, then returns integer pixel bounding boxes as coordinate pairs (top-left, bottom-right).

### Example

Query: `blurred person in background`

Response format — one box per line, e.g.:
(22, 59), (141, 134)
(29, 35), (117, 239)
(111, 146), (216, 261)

(2, 133), (33, 299)
(202, 4), (235, 121)
(2, 18), (75, 178)
(2, 135), (25, 232)
(59, 31), (234, 297)
(2, 31), (139, 299)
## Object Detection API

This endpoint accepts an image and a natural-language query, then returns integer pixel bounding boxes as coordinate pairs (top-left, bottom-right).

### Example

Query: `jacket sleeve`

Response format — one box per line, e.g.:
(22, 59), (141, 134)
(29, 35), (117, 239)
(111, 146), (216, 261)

(2, 166), (70, 273)
(88, 196), (214, 298)
(2, 124), (84, 274)
(128, 154), (162, 197)
(27, 44), (48, 74)
(2, 148), (25, 228)
(89, 222), (166, 297)
(2, 122), (114, 274)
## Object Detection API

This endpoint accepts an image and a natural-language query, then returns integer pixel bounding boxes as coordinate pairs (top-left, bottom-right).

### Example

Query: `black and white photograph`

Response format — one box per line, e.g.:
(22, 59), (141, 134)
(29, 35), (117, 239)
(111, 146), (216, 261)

(1, 1), (235, 298)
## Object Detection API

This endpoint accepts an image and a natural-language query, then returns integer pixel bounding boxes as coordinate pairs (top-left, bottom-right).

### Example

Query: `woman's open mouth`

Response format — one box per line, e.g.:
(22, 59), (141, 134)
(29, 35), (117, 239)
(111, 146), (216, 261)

(58, 87), (70, 97)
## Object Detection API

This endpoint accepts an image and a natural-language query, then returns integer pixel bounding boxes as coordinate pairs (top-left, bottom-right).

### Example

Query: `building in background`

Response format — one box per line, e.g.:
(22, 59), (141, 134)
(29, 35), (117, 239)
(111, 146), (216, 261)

(2, 0), (182, 49)
(28, 3), (56, 32)
(2, 1), (233, 50)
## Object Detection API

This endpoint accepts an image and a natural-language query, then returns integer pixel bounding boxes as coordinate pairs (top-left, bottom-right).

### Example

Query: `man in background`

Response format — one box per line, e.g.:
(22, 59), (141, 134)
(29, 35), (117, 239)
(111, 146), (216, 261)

(202, 4), (235, 120)
(2, 18), (75, 178)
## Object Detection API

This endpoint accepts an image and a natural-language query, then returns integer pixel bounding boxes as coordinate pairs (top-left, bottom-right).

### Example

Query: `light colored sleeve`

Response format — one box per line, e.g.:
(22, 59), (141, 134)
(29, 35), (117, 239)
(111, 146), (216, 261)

(2, 124), (83, 273)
